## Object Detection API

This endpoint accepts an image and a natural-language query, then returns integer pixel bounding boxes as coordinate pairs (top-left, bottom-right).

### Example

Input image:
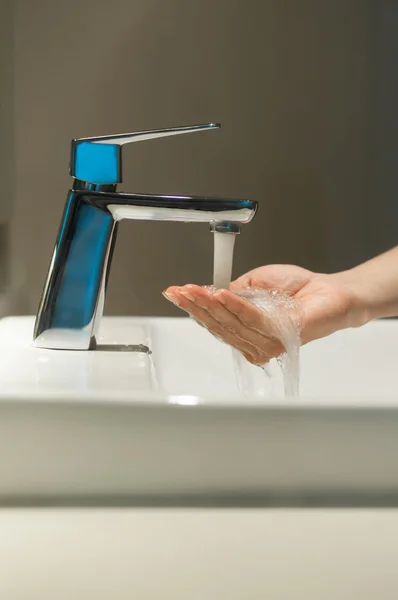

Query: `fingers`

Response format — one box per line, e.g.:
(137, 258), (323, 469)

(184, 286), (281, 354)
(164, 287), (263, 362)
(213, 288), (279, 337)
(163, 285), (284, 364)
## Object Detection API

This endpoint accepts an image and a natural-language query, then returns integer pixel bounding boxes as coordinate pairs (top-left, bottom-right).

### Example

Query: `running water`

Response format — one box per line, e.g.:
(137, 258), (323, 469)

(235, 289), (300, 396)
(212, 231), (301, 396)
(213, 232), (237, 290)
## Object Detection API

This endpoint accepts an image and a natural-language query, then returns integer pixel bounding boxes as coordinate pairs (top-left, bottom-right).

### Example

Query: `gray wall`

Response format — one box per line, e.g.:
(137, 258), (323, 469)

(369, 1), (398, 259)
(10, 0), (397, 316)
(0, 0), (14, 291)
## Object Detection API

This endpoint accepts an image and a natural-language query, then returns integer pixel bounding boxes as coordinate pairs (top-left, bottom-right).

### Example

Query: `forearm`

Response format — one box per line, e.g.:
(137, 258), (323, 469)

(340, 246), (398, 324)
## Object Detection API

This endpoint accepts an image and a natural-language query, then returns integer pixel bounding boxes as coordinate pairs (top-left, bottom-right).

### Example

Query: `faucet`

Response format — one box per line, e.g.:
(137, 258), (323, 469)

(33, 123), (258, 350)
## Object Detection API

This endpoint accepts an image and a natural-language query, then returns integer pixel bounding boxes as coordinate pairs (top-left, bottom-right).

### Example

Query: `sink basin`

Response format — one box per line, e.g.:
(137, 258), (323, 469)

(1, 316), (398, 505)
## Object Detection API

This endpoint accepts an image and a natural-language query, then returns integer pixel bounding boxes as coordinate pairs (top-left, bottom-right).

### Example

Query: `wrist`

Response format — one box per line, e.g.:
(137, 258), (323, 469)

(330, 269), (373, 328)
(338, 267), (379, 327)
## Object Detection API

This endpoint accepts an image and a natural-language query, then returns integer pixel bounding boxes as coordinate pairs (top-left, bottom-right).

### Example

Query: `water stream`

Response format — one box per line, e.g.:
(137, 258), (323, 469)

(212, 231), (301, 397)
(213, 232), (237, 290)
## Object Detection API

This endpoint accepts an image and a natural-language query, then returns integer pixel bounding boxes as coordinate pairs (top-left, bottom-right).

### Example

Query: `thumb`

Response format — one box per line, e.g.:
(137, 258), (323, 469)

(229, 274), (251, 292)
(230, 268), (267, 292)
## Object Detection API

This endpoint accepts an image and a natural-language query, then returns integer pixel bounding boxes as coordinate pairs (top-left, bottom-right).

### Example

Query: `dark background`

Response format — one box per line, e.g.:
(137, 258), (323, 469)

(2, 0), (397, 315)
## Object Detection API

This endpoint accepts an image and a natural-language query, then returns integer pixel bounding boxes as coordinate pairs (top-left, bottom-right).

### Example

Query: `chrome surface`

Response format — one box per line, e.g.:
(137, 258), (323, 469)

(77, 122), (219, 144)
(71, 180), (117, 193)
(70, 123), (220, 186)
(34, 123), (258, 350)
(210, 221), (241, 234)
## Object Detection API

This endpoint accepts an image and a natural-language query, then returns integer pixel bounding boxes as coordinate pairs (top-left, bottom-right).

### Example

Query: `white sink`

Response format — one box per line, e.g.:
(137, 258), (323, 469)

(1, 316), (398, 504)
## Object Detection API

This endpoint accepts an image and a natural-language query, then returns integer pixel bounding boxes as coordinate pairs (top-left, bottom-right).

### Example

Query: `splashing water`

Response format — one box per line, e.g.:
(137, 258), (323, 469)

(211, 231), (301, 397)
(235, 289), (301, 397)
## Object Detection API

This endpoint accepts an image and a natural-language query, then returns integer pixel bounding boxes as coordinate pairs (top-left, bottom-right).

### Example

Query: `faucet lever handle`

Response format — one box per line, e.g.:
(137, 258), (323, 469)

(70, 122), (220, 185)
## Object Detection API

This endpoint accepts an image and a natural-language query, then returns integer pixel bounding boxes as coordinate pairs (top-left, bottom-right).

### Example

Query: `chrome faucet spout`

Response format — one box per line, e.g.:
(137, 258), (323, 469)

(33, 123), (258, 350)
(86, 190), (256, 224)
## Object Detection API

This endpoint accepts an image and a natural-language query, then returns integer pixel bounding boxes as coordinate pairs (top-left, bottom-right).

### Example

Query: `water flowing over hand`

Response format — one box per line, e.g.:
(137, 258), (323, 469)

(163, 264), (362, 364)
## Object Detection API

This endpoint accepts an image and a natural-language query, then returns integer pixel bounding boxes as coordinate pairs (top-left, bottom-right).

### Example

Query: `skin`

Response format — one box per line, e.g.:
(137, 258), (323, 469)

(163, 247), (398, 365)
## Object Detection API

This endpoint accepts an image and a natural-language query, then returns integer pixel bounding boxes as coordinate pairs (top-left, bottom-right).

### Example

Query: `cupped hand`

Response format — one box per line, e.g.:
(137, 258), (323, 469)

(163, 264), (363, 365)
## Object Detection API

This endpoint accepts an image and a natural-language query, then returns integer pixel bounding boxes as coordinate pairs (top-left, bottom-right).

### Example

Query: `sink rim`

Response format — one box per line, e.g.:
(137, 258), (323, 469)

(1, 315), (398, 408)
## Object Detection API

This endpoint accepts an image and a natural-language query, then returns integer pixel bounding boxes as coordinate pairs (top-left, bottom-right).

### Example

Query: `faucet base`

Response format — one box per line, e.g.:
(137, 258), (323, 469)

(33, 328), (94, 351)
